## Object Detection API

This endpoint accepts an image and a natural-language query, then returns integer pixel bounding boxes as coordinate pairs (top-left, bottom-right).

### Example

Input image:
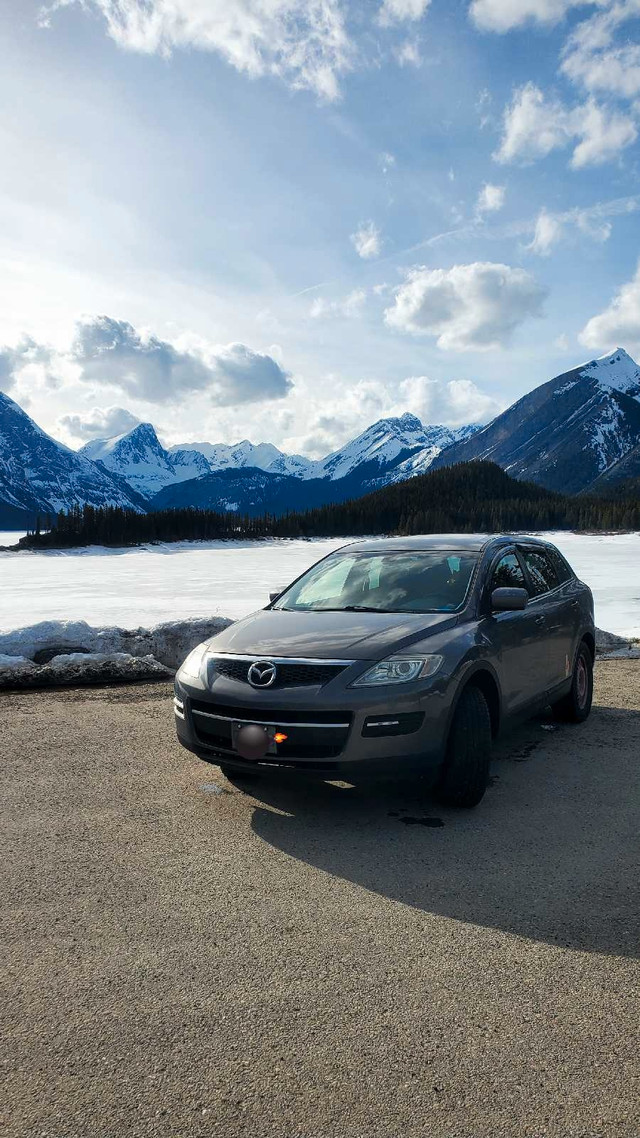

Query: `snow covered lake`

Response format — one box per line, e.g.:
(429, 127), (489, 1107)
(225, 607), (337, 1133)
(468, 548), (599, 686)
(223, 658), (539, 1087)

(0, 532), (639, 637)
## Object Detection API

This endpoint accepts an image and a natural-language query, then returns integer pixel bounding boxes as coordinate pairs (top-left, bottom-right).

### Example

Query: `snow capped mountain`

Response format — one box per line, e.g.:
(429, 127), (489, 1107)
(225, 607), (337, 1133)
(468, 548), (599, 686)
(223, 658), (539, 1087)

(431, 348), (640, 495)
(170, 439), (314, 478)
(0, 392), (144, 526)
(581, 347), (640, 400)
(300, 414), (466, 480)
(80, 423), (210, 499)
(5, 347), (639, 527)
(171, 414), (478, 485)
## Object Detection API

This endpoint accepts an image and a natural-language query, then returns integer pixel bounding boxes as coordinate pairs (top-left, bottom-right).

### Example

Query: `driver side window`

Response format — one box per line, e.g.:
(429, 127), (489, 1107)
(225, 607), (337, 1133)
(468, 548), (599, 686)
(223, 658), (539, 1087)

(490, 552), (526, 591)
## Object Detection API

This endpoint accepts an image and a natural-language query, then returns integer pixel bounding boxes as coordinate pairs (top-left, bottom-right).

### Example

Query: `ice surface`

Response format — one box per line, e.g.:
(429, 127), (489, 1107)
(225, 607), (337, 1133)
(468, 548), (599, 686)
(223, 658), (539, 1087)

(0, 531), (27, 545)
(0, 533), (639, 637)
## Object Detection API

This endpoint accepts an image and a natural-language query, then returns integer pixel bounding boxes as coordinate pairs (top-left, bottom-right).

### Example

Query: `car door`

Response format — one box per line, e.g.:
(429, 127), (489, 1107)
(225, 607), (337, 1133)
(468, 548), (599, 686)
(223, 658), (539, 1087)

(482, 549), (549, 714)
(517, 546), (575, 694)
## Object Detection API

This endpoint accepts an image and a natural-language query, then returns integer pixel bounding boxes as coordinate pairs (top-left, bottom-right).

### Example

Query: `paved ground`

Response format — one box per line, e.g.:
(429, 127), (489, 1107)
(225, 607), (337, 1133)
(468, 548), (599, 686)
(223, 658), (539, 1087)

(2, 661), (640, 1138)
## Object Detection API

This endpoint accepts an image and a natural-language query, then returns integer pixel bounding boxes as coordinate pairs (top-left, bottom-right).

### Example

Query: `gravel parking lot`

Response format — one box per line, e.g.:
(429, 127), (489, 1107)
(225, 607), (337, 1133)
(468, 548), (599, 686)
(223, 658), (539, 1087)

(3, 661), (640, 1137)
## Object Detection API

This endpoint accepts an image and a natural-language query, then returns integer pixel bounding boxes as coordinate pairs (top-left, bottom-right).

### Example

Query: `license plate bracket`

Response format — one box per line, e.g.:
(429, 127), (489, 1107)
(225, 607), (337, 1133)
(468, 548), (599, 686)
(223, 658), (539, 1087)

(231, 722), (278, 755)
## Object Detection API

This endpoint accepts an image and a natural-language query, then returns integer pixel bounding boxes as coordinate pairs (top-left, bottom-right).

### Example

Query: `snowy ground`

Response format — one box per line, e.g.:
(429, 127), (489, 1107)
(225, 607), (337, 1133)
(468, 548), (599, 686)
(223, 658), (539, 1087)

(0, 530), (27, 546)
(0, 532), (639, 637)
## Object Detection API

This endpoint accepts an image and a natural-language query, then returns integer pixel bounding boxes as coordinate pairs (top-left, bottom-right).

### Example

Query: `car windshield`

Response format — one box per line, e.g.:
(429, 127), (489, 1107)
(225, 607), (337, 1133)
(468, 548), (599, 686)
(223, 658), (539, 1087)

(272, 550), (479, 614)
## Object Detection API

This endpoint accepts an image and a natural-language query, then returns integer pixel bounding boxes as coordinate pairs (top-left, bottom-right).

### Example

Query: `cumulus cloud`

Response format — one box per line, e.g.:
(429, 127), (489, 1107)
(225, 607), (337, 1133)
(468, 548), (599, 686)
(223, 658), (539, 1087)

(59, 406), (141, 441)
(378, 0), (431, 26)
(207, 342), (293, 405)
(41, 0), (353, 101)
(384, 261), (547, 351)
(579, 262), (640, 349)
(476, 182), (506, 214)
(494, 82), (637, 168)
(72, 316), (292, 405)
(310, 289), (367, 318)
(0, 336), (54, 393)
(397, 375), (503, 425)
(351, 221), (382, 259)
(469, 0), (592, 33)
(279, 372), (501, 458)
(561, 3), (640, 100)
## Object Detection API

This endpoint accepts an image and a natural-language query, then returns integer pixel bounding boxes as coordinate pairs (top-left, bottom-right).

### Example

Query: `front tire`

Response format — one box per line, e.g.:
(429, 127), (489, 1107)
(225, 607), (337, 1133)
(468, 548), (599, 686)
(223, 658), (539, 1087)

(436, 686), (492, 809)
(552, 641), (593, 723)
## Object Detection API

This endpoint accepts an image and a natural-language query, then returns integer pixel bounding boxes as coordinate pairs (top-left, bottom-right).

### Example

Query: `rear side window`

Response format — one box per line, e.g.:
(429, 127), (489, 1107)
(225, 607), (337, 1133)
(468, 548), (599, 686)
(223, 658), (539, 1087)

(490, 552), (526, 591)
(548, 548), (573, 584)
(521, 549), (560, 596)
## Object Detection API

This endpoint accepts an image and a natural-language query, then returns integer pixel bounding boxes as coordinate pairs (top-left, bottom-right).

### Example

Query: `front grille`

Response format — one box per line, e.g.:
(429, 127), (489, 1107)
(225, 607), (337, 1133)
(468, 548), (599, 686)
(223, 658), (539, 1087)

(211, 657), (347, 688)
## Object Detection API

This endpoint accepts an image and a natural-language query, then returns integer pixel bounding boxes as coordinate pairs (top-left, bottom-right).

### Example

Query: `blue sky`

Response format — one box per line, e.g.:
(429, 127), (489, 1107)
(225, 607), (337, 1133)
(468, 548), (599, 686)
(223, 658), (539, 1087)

(1, 0), (640, 457)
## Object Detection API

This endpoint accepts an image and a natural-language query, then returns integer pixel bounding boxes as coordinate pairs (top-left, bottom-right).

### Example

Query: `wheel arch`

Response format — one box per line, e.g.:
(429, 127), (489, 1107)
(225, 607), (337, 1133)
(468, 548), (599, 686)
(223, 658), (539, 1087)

(581, 631), (595, 663)
(449, 664), (502, 740)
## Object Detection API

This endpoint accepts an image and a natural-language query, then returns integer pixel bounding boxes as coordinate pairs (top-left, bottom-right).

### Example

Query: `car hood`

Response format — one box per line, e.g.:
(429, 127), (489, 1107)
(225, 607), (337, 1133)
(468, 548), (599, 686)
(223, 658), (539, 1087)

(205, 608), (458, 661)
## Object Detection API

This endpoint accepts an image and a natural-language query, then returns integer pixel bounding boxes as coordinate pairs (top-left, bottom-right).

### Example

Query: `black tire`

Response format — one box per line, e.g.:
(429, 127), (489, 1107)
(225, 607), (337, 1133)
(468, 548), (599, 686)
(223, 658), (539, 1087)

(552, 641), (593, 723)
(219, 763), (261, 783)
(436, 685), (492, 809)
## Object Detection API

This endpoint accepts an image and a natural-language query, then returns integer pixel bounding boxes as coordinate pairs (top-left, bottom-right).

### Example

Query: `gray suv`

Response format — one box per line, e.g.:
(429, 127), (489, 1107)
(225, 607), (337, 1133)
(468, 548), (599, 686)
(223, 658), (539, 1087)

(174, 534), (594, 807)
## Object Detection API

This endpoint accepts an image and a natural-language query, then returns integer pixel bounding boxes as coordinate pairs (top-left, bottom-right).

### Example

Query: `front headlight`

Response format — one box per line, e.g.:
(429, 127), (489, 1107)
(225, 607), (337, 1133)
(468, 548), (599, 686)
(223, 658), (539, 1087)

(351, 654), (443, 687)
(178, 642), (210, 681)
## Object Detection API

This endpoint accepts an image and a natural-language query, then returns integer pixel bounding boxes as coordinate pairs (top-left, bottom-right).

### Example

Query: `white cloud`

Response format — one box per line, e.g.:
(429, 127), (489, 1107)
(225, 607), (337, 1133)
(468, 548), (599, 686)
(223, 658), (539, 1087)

(561, 3), (640, 100)
(397, 375), (503, 425)
(554, 333), (570, 350)
(71, 315), (292, 404)
(394, 39), (422, 66)
(0, 336), (54, 393)
(310, 289), (367, 318)
(469, 0), (596, 34)
(476, 182), (506, 214)
(59, 406), (141, 441)
(41, 0), (353, 101)
(280, 372), (501, 457)
(378, 0), (431, 26)
(494, 84), (572, 164)
(351, 221), (382, 259)
(526, 195), (637, 255)
(570, 99), (637, 167)
(384, 261), (547, 351)
(526, 208), (566, 255)
(579, 262), (640, 349)
(494, 82), (637, 168)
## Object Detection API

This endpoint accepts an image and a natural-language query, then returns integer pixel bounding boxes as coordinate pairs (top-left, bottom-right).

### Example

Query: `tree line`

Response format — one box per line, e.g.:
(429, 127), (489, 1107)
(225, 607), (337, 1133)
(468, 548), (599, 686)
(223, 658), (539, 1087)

(17, 461), (640, 549)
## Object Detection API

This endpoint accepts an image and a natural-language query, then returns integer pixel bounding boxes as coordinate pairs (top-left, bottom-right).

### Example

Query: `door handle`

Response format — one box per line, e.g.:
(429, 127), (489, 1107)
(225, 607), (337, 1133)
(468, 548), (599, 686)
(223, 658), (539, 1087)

(535, 615), (546, 625)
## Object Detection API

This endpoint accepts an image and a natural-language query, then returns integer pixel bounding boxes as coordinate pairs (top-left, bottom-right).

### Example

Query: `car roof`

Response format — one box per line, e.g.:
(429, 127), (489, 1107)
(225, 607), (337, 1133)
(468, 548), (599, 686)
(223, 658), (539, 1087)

(336, 534), (552, 554)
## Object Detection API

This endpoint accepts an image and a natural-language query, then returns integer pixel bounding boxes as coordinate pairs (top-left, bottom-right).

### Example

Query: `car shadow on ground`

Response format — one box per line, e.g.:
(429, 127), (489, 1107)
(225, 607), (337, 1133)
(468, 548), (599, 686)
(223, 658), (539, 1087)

(238, 704), (640, 958)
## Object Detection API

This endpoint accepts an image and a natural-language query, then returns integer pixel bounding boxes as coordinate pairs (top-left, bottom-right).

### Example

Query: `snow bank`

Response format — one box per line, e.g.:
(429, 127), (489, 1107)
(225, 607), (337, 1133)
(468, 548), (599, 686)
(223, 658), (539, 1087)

(0, 616), (232, 689)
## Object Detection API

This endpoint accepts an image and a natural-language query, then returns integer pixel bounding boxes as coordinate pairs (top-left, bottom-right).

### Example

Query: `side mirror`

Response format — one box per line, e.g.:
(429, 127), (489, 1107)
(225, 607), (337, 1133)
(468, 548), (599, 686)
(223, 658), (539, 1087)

(269, 586), (286, 604)
(491, 586), (528, 612)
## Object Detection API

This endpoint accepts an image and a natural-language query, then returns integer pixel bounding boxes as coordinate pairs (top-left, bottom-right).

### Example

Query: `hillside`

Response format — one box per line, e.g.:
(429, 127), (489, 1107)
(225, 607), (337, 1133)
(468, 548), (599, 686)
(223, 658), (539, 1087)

(431, 349), (640, 495)
(18, 461), (640, 549)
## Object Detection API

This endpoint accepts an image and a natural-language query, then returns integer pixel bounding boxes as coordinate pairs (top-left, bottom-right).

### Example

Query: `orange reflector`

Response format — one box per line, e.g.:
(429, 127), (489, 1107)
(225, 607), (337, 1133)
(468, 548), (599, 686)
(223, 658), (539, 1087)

(274, 732), (288, 744)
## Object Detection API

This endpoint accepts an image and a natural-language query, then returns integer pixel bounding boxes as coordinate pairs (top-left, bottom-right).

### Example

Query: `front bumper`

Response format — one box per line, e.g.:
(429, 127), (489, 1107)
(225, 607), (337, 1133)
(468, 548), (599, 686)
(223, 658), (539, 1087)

(173, 673), (450, 781)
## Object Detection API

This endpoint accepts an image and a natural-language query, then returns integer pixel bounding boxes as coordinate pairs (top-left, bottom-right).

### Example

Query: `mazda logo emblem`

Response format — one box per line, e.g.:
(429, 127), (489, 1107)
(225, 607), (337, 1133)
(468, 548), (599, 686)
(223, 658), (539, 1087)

(247, 660), (277, 688)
